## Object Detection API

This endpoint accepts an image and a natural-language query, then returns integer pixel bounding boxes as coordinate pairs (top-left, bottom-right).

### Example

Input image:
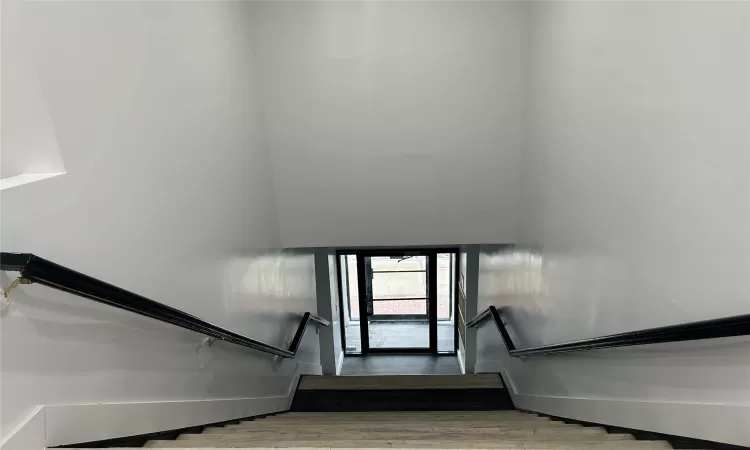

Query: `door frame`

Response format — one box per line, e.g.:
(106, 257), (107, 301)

(336, 247), (459, 356)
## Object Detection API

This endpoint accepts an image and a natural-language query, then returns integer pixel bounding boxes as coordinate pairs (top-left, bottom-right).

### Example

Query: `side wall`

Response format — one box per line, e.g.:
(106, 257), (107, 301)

(249, 1), (529, 248)
(0, 2), (320, 449)
(477, 2), (750, 446)
(0, 0), (64, 179)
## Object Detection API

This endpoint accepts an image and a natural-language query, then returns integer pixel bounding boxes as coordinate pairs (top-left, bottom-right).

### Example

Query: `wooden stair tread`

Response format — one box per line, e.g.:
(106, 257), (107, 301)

(259, 414), (547, 421)
(179, 432), (630, 440)
(215, 424), (588, 432)
(176, 437), (635, 443)
(251, 416), (548, 420)
(86, 447), (674, 450)
(199, 429), (611, 436)
(143, 441), (671, 449)
(255, 419), (550, 423)
(76, 409), (663, 449)
(281, 411), (526, 415)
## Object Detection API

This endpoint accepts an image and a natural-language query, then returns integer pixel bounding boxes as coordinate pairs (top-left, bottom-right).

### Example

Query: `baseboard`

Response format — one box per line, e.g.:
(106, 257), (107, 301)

(0, 362), (322, 450)
(515, 392), (750, 447)
(46, 394), (291, 447)
(480, 363), (750, 447)
(529, 410), (748, 450)
(296, 361), (324, 379)
(336, 350), (345, 375)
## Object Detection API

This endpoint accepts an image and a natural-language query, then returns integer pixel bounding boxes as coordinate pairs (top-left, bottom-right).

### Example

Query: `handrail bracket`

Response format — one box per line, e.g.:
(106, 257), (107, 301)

(3, 277), (33, 299)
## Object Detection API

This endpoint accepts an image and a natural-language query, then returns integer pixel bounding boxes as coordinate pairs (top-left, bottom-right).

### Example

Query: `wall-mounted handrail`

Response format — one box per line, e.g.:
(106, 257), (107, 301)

(467, 305), (750, 357)
(0, 252), (329, 358)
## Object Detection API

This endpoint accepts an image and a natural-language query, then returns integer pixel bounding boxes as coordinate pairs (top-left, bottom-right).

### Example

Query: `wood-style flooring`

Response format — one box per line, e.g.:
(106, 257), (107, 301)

(340, 355), (461, 376)
(133, 411), (674, 448)
(345, 322), (454, 352)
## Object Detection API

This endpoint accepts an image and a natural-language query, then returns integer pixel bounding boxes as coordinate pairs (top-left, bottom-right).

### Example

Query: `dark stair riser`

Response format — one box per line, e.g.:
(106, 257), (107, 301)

(291, 388), (514, 412)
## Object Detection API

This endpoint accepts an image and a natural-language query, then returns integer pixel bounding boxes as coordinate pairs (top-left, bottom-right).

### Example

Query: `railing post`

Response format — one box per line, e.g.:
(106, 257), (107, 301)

(490, 306), (517, 353)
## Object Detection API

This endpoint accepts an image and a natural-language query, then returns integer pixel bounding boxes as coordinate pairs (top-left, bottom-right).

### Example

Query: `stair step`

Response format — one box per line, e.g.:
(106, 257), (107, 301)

(66, 408), (657, 449)
(214, 424), (585, 432)
(259, 416), (550, 420)
(298, 375), (504, 390)
(257, 415), (549, 419)
(251, 419), (551, 425)
(142, 440), (672, 448)
(79, 447), (676, 450)
(265, 416), (541, 420)
(276, 412), (534, 417)
(181, 431), (626, 440)
(281, 411), (532, 415)
(291, 390), (513, 412)
(198, 427), (611, 436)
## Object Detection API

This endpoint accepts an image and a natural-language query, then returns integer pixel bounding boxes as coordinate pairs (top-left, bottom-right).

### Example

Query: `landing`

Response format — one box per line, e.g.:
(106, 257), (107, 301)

(298, 374), (503, 390)
(340, 355), (461, 376)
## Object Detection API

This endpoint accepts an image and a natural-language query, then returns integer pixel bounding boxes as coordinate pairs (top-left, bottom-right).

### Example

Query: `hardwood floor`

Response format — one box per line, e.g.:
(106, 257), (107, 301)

(340, 355), (461, 376)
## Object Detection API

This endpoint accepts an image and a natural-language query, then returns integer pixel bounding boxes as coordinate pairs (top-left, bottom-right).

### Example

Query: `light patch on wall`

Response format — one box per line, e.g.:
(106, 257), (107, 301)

(0, 172), (66, 191)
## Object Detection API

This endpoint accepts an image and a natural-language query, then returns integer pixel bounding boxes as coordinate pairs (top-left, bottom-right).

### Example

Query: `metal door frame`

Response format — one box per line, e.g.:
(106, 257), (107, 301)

(335, 247), (459, 356)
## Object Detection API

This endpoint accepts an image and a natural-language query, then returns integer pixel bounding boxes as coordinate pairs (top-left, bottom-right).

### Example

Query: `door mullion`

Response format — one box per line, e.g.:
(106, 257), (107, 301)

(356, 254), (370, 353)
(428, 253), (438, 354)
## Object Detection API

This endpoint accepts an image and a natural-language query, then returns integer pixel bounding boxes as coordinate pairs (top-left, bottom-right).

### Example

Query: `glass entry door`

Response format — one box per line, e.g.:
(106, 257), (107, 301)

(338, 249), (457, 355)
(359, 254), (434, 352)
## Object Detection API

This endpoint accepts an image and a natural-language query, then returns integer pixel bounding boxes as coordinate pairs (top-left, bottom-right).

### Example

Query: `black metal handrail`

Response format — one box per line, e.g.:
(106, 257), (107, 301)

(0, 252), (330, 358)
(467, 305), (750, 357)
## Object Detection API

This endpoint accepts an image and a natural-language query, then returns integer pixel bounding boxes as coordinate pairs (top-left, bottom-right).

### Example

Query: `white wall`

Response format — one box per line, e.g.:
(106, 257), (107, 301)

(0, 2), (321, 449)
(1, 0), (64, 179)
(249, 1), (528, 248)
(477, 1), (750, 445)
(4, 0), (749, 446)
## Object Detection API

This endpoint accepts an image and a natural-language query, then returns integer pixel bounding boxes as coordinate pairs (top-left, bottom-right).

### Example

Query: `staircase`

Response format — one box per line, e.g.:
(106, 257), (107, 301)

(135, 410), (672, 449)
(67, 375), (674, 449)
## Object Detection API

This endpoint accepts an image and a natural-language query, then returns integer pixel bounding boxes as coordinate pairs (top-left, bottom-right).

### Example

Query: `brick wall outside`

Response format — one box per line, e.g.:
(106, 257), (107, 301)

(347, 255), (453, 319)
(373, 300), (427, 315)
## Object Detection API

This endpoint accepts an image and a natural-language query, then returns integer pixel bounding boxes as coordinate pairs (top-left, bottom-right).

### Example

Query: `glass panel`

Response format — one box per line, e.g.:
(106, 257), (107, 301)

(340, 255), (351, 320)
(370, 255), (427, 272)
(367, 255), (430, 350)
(340, 255), (361, 354)
(437, 253), (456, 353)
(437, 253), (452, 320)
(346, 255), (359, 320)
(372, 299), (427, 316)
(372, 272), (426, 299)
